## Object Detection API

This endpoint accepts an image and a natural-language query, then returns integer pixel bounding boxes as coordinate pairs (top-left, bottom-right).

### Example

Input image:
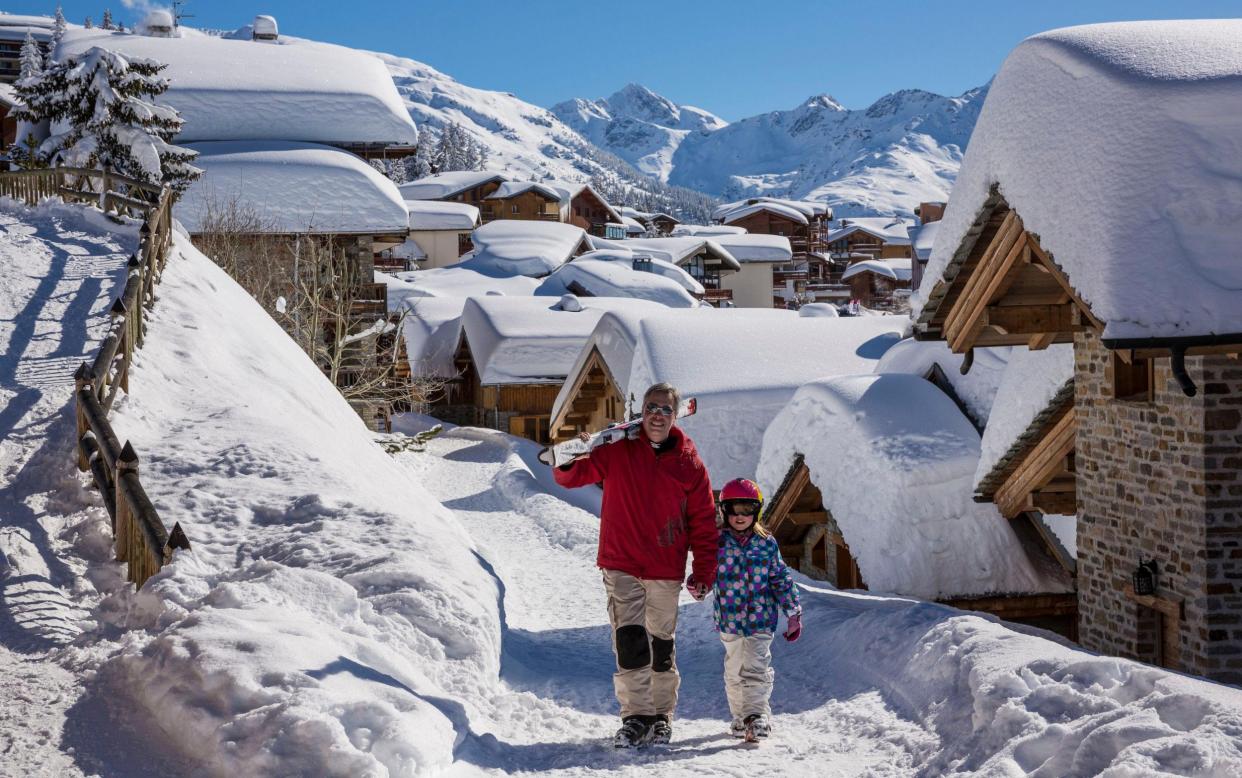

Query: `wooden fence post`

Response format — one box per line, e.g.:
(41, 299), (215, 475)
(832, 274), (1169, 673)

(115, 443), (138, 572)
(74, 363), (94, 471)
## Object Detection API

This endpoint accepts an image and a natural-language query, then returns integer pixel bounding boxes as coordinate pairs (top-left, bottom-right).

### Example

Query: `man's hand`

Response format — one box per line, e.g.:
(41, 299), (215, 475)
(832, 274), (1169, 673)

(685, 575), (708, 601)
(783, 613), (802, 642)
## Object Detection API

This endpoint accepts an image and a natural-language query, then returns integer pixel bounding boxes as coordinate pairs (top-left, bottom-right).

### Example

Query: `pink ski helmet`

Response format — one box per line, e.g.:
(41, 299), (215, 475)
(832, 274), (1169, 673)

(719, 478), (764, 525)
(720, 478), (763, 503)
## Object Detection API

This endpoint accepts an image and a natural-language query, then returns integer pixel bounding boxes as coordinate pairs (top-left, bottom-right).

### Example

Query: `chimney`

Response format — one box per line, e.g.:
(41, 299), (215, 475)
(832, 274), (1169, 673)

(916, 201), (946, 224)
(252, 14), (279, 42)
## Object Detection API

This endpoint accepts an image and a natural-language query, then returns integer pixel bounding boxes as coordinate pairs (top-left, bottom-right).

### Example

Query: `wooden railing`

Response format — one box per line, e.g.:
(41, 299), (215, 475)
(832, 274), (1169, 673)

(0, 166), (163, 217)
(0, 166), (196, 589)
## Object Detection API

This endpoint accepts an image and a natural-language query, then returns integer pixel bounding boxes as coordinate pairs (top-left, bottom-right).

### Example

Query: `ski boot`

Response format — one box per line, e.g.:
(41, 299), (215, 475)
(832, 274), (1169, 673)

(743, 713), (771, 742)
(613, 716), (649, 748)
(648, 715), (672, 745)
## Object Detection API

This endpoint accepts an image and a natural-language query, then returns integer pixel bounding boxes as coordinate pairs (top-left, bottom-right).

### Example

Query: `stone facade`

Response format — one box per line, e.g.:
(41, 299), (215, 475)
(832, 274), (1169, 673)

(1075, 331), (1242, 683)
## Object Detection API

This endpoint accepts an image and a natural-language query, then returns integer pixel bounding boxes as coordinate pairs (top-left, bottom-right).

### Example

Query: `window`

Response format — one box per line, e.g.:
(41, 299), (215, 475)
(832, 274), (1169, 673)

(1113, 352), (1154, 402)
(511, 204), (519, 214)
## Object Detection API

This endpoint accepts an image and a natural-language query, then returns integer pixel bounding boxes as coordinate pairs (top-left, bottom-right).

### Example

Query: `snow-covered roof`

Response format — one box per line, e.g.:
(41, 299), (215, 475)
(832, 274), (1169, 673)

(974, 345), (1075, 490)
(915, 20), (1242, 340)
(621, 216), (646, 234)
(710, 233), (793, 263)
(841, 258), (913, 282)
(590, 250), (703, 294)
(672, 224), (749, 238)
(393, 265), (540, 298)
(828, 216), (913, 245)
(0, 13), (54, 40)
(461, 296), (663, 384)
(486, 181), (563, 201)
(177, 141), (409, 235)
(909, 219), (941, 261)
(720, 201), (809, 226)
(598, 236), (742, 271)
(534, 259), (698, 308)
(398, 171), (507, 201)
(398, 295), (469, 378)
(615, 312), (906, 481)
(405, 200), (480, 231)
(58, 29), (418, 146)
(874, 338), (1010, 428)
(713, 197), (832, 221)
(757, 373), (1068, 599)
(467, 220), (589, 277)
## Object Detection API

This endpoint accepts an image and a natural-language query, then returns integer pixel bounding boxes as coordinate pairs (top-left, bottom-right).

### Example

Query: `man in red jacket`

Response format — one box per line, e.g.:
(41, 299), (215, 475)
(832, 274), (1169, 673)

(553, 382), (718, 748)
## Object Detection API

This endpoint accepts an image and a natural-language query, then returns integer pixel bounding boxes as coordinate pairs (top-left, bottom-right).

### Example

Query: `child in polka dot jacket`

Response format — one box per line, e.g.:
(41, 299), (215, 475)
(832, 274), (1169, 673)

(709, 478), (801, 739)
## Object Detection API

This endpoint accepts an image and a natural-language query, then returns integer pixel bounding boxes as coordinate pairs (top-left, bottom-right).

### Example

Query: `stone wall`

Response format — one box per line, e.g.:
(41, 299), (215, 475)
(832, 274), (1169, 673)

(1075, 331), (1242, 683)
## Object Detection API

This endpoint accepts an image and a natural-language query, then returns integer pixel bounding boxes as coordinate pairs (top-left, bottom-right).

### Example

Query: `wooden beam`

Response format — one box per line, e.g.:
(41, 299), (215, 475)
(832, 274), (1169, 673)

(1027, 491), (1076, 516)
(983, 304), (1075, 336)
(1026, 239), (1104, 332)
(943, 212), (1022, 348)
(948, 228), (1031, 353)
(1029, 332), (1058, 350)
(995, 406), (1076, 518)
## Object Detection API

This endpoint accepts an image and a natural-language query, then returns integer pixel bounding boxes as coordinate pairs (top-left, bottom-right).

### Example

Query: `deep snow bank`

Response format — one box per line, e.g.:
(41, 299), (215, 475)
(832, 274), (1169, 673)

(794, 585), (1242, 776)
(105, 230), (501, 774)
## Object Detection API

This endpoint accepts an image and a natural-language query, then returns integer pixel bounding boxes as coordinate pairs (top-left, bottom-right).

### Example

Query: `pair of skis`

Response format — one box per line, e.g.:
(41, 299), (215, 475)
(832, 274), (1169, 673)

(537, 398), (697, 467)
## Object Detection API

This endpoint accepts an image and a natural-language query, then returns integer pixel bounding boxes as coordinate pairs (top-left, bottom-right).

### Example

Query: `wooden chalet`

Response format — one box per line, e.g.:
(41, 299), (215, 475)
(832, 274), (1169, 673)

(648, 213), (679, 236)
(400, 171), (507, 214)
(0, 14), (52, 84)
(826, 218), (912, 262)
(763, 454), (1078, 639)
(916, 185), (1242, 679)
(483, 181), (563, 224)
(841, 257), (912, 308)
(562, 184), (624, 237)
(548, 345), (628, 441)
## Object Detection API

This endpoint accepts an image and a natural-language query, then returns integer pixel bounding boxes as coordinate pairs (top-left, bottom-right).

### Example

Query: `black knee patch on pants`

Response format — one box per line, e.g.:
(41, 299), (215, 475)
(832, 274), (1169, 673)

(651, 636), (675, 672)
(615, 625), (651, 670)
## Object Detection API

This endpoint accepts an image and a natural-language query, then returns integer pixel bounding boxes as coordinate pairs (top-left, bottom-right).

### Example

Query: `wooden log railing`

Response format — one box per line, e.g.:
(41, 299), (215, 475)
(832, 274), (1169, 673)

(5, 168), (199, 589)
(0, 166), (162, 217)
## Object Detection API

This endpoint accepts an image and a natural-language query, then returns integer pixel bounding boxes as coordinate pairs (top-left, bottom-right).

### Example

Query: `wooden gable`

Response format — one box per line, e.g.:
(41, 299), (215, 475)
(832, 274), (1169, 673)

(763, 456), (865, 589)
(916, 190), (1103, 354)
(975, 380), (1077, 519)
(548, 346), (626, 442)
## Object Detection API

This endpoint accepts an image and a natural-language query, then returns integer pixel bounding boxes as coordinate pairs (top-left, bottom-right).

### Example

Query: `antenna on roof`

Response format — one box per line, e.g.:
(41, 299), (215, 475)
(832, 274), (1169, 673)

(171, 0), (194, 28)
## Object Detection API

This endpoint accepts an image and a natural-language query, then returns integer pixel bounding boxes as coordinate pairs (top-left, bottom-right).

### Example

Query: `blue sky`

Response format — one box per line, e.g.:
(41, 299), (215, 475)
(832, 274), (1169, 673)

(18, 1), (1242, 120)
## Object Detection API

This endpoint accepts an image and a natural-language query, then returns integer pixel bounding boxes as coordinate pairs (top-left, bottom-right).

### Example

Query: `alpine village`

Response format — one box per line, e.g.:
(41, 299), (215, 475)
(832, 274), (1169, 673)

(0, 3), (1241, 776)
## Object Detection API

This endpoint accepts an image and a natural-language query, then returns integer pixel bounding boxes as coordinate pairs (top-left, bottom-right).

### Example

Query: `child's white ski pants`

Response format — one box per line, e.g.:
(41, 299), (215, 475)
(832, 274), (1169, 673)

(720, 631), (774, 718)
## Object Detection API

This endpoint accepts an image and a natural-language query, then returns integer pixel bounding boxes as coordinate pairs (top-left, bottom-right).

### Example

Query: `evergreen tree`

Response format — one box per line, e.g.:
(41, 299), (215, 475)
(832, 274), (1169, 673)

(18, 33), (43, 81)
(102, 9), (114, 30)
(410, 131), (438, 178)
(84, 16), (94, 28)
(16, 47), (201, 193)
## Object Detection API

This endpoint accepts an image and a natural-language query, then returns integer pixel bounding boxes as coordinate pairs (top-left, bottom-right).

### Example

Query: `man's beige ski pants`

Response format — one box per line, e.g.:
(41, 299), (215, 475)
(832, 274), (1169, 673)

(602, 569), (681, 719)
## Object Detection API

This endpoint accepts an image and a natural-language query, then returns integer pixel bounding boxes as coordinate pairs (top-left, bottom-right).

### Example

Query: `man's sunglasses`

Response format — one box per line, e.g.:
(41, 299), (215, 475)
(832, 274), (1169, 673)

(644, 402), (675, 417)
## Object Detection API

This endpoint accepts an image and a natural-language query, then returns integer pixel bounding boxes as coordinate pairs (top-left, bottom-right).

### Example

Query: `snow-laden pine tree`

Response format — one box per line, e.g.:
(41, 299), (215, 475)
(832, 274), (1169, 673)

(410, 127), (441, 178)
(16, 47), (201, 194)
(19, 33), (43, 81)
(102, 9), (114, 30)
(84, 16), (94, 29)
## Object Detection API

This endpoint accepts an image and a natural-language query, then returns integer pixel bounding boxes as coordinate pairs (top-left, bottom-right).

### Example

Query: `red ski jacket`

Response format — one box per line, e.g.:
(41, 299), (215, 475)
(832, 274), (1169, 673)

(554, 425), (719, 586)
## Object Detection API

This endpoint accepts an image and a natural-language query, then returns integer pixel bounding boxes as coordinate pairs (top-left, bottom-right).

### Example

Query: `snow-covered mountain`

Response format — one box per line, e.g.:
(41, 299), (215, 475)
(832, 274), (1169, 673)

(557, 83), (988, 218)
(551, 84), (727, 182)
(362, 51), (718, 220)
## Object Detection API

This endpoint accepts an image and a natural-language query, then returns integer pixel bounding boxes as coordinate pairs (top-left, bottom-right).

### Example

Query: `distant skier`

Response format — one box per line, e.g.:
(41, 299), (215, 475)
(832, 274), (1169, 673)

(712, 478), (802, 742)
(553, 382), (719, 748)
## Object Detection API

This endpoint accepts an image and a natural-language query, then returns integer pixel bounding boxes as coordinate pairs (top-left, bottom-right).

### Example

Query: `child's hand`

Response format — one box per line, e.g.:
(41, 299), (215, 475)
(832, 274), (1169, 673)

(783, 613), (802, 642)
(685, 575), (708, 601)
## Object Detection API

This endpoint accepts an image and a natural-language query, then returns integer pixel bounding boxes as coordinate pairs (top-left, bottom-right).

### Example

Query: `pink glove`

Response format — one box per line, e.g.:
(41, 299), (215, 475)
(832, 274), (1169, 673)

(685, 575), (708, 601)
(783, 613), (802, 642)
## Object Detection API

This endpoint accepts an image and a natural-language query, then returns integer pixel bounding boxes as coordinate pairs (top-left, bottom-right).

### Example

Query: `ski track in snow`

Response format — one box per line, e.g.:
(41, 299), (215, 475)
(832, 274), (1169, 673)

(397, 424), (932, 776)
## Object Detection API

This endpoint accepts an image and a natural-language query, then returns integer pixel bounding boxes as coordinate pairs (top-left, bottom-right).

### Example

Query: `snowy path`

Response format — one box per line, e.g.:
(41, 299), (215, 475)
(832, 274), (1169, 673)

(0, 204), (138, 775)
(396, 421), (933, 776)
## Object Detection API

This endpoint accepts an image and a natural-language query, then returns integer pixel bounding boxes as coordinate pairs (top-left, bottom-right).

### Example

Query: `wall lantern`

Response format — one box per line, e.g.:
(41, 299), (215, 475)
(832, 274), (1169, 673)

(1133, 559), (1159, 596)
